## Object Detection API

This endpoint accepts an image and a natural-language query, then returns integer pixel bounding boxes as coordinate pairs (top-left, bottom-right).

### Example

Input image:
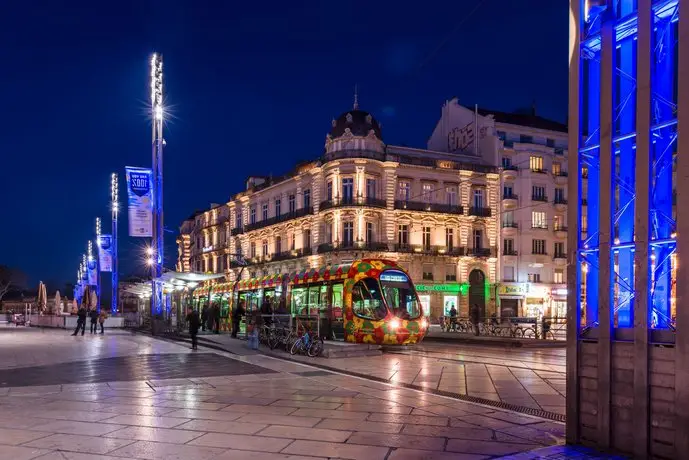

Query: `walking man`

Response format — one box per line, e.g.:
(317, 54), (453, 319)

(71, 305), (87, 336)
(231, 300), (245, 338)
(186, 308), (200, 350)
(201, 304), (209, 332)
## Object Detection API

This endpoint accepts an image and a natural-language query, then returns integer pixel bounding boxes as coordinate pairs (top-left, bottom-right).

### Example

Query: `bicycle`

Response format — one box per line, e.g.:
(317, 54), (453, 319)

(290, 330), (324, 357)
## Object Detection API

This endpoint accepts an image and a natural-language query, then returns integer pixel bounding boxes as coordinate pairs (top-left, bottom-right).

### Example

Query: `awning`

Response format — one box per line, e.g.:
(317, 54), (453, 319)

(236, 273), (284, 291)
(288, 263), (351, 285)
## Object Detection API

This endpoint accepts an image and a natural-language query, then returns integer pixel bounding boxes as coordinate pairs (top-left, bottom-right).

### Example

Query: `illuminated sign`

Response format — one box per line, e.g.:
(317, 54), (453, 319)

(498, 283), (526, 296)
(416, 283), (467, 295)
(380, 271), (409, 283)
(202, 246), (214, 253)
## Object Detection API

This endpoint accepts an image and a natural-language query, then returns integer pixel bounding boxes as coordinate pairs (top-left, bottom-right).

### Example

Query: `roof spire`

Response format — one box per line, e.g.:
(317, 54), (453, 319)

(353, 84), (359, 110)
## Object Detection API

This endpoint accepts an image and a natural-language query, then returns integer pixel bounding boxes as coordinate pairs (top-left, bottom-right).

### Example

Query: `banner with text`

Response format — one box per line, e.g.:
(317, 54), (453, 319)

(126, 166), (153, 237)
(87, 261), (98, 286)
(98, 234), (113, 272)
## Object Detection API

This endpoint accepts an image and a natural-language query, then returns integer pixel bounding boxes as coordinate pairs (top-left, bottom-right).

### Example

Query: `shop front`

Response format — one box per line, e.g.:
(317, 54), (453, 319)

(414, 283), (468, 319)
(497, 283), (525, 319)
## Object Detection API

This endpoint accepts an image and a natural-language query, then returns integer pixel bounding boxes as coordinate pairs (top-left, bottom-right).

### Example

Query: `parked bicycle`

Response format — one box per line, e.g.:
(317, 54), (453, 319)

(290, 329), (324, 357)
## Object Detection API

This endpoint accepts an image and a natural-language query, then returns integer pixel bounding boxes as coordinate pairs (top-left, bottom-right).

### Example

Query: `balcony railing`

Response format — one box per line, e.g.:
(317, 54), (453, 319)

(554, 197), (568, 205)
(532, 195), (548, 202)
(531, 168), (548, 174)
(554, 253), (567, 259)
(467, 247), (497, 257)
(503, 250), (518, 256)
(243, 207), (313, 232)
(319, 196), (387, 211)
(532, 224), (549, 230)
(502, 193), (518, 200)
(502, 222), (519, 228)
(230, 227), (244, 236)
(394, 200), (464, 214)
(555, 171), (569, 177)
(469, 207), (492, 217)
(554, 226), (569, 232)
(503, 165), (519, 171)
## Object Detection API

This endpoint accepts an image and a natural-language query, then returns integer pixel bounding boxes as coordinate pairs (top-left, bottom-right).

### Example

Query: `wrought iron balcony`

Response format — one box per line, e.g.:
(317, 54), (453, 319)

(502, 193), (518, 200)
(467, 247), (497, 257)
(230, 227), (244, 236)
(503, 250), (518, 256)
(243, 207), (314, 232)
(319, 196), (387, 211)
(502, 222), (519, 228)
(469, 207), (492, 217)
(394, 200), (464, 215)
(532, 195), (549, 202)
(554, 197), (568, 205)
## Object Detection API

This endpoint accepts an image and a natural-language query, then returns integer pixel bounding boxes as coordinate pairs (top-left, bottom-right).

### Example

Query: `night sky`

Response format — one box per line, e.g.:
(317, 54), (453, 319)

(0, 0), (568, 292)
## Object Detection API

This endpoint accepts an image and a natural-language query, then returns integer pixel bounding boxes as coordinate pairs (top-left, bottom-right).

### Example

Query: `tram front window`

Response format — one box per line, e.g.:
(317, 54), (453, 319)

(352, 278), (387, 321)
(380, 270), (421, 320)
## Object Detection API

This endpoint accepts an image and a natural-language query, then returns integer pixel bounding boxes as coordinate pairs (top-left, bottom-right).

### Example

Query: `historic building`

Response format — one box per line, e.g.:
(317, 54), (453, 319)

(428, 98), (568, 319)
(177, 102), (500, 319)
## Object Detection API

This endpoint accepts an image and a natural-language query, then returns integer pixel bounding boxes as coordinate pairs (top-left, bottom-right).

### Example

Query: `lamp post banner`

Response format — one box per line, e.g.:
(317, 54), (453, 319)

(98, 234), (113, 272)
(87, 261), (98, 286)
(125, 166), (153, 237)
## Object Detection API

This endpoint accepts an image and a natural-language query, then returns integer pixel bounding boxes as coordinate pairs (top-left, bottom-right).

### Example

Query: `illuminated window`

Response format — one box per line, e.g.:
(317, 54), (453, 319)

(398, 181), (410, 200)
(530, 156), (544, 171)
(554, 269), (564, 284)
(532, 211), (547, 229)
(422, 183), (433, 203)
(552, 163), (562, 175)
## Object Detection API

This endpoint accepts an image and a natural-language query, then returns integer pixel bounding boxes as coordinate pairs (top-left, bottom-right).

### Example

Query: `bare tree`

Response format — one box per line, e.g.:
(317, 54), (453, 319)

(0, 266), (26, 302)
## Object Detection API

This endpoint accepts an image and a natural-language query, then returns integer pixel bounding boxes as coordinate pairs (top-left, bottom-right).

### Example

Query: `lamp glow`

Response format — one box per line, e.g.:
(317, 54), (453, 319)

(390, 318), (401, 330)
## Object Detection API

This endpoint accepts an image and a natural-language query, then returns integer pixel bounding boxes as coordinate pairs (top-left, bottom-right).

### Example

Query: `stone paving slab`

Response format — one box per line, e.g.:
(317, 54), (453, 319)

(0, 328), (577, 460)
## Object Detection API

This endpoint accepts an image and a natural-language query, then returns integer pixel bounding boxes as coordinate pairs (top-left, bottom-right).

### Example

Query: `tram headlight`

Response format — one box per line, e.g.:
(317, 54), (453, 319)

(420, 318), (428, 330)
(390, 318), (401, 330)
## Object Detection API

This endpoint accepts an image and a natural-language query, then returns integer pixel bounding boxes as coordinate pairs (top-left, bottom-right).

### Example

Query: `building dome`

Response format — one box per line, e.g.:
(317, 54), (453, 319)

(328, 109), (383, 141)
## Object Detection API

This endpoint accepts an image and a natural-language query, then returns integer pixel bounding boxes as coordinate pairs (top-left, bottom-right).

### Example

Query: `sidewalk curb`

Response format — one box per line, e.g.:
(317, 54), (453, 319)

(423, 335), (567, 348)
(135, 329), (566, 424)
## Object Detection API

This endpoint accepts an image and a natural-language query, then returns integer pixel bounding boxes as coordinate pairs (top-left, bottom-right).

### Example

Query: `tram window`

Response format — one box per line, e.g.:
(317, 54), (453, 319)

(291, 287), (308, 315)
(307, 285), (320, 315)
(380, 270), (421, 319)
(352, 278), (387, 321)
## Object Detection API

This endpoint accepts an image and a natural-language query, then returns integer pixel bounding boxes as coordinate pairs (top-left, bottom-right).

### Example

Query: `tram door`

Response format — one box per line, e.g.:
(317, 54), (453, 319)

(469, 269), (487, 318)
(330, 282), (344, 340)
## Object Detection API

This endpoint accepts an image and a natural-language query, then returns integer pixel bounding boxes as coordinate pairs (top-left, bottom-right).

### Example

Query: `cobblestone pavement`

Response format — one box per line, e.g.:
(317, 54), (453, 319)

(0, 327), (566, 459)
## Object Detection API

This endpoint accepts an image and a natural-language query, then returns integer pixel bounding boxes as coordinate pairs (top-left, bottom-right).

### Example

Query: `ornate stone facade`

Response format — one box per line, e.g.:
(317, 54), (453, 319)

(177, 106), (500, 319)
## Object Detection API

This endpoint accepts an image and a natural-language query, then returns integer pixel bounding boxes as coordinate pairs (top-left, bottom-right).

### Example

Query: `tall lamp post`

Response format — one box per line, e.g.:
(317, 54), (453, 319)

(111, 173), (119, 314)
(95, 217), (101, 312)
(150, 52), (164, 317)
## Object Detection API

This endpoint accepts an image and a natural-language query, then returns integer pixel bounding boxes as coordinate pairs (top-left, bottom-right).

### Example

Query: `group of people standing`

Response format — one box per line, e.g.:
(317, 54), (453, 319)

(186, 300), (247, 350)
(71, 306), (106, 336)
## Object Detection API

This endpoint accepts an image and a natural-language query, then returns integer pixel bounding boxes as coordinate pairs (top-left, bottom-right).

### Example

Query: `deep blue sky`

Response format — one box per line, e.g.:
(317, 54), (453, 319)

(0, 0), (567, 290)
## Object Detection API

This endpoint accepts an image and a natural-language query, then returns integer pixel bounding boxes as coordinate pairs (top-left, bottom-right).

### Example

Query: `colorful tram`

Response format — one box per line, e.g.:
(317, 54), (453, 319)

(192, 259), (428, 345)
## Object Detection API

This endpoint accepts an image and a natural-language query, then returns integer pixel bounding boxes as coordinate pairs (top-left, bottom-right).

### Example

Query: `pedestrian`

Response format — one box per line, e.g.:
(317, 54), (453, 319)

(201, 304), (209, 332)
(449, 305), (458, 331)
(249, 307), (264, 350)
(260, 298), (272, 327)
(470, 303), (480, 336)
(186, 307), (200, 350)
(71, 305), (87, 336)
(213, 303), (221, 334)
(89, 308), (99, 334)
(98, 310), (107, 334)
(231, 300), (245, 338)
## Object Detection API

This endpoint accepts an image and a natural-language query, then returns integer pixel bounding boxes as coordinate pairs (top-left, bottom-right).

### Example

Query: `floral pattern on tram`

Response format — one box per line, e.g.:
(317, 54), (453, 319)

(343, 259), (427, 345)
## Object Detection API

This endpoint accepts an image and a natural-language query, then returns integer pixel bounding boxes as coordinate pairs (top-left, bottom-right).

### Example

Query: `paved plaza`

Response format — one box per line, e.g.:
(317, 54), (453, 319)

(201, 334), (567, 419)
(0, 327), (569, 459)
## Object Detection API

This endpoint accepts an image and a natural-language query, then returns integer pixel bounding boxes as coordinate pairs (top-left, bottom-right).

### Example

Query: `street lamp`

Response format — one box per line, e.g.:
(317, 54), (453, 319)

(150, 52), (165, 318)
(95, 218), (101, 311)
(111, 172), (119, 314)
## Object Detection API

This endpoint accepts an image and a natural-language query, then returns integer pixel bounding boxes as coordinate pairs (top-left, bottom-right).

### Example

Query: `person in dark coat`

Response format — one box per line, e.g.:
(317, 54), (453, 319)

(470, 303), (481, 336)
(71, 306), (87, 336)
(201, 304), (209, 332)
(89, 308), (99, 334)
(186, 308), (200, 350)
(213, 303), (221, 334)
(260, 298), (272, 326)
(231, 300), (245, 338)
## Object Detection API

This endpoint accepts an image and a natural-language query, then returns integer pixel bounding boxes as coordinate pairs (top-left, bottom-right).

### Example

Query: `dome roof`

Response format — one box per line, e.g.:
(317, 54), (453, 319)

(329, 109), (383, 141)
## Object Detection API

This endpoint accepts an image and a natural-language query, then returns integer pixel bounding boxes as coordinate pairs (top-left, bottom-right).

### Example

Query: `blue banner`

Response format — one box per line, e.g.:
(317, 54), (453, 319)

(98, 235), (113, 272)
(87, 260), (98, 286)
(126, 166), (153, 237)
